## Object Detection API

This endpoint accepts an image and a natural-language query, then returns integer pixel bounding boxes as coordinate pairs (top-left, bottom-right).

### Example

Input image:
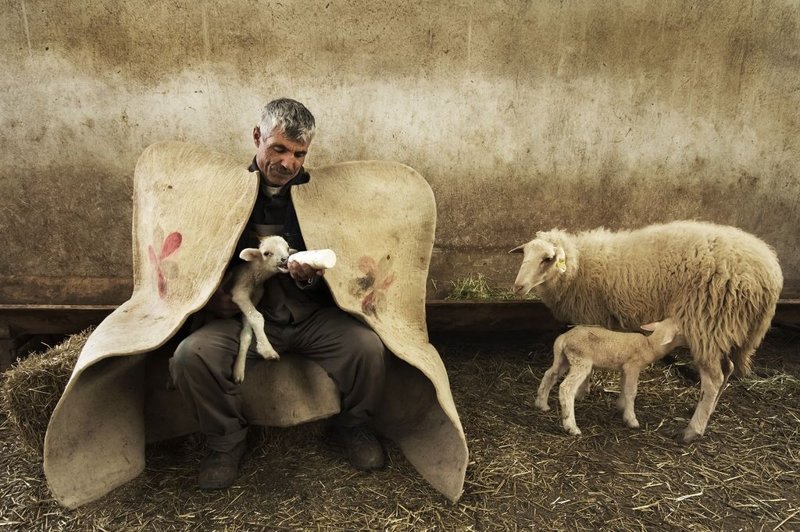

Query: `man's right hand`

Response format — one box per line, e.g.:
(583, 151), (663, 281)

(205, 273), (241, 318)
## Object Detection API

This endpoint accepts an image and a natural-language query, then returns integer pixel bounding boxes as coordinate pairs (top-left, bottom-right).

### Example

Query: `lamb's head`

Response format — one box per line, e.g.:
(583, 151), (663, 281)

(509, 237), (567, 295)
(239, 235), (291, 273)
(640, 318), (686, 351)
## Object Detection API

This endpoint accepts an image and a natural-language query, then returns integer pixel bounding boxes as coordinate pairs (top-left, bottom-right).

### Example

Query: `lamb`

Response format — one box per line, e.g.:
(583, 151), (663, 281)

(231, 235), (292, 384)
(535, 318), (684, 435)
(510, 220), (783, 442)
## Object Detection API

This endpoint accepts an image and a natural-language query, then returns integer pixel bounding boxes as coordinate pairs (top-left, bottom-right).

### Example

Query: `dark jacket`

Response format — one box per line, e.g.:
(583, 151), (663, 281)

(229, 160), (333, 324)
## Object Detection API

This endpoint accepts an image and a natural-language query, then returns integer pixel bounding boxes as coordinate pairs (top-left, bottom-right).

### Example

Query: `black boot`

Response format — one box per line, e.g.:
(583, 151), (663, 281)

(197, 438), (248, 489)
(331, 425), (386, 471)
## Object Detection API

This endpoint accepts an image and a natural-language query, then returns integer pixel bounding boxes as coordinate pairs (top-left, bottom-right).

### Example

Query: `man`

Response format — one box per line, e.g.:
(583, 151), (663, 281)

(170, 98), (387, 490)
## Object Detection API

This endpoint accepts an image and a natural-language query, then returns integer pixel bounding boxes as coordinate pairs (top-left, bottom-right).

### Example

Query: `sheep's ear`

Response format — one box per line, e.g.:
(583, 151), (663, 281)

(554, 247), (567, 273)
(640, 322), (658, 331)
(239, 248), (262, 262)
(509, 244), (526, 254)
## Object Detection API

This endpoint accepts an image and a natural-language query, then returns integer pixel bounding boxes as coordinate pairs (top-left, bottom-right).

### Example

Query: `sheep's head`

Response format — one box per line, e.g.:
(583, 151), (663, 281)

(239, 235), (291, 273)
(509, 238), (566, 295)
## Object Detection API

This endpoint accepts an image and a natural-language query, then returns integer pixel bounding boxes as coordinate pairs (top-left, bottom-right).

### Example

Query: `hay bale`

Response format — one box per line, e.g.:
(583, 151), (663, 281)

(0, 329), (91, 455)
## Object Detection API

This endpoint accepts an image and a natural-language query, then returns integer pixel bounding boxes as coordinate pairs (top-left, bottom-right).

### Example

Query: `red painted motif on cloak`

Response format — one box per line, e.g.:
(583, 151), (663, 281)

(148, 231), (182, 298)
(350, 254), (396, 317)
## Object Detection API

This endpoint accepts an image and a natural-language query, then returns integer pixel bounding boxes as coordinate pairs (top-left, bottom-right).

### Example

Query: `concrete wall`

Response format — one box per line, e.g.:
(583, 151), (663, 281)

(2, 0), (798, 304)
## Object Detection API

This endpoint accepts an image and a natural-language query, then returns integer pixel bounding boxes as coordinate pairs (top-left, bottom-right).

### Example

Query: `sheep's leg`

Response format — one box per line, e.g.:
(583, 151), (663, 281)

(232, 320), (253, 384)
(535, 350), (568, 411)
(559, 360), (592, 436)
(683, 360), (725, 442)
(233, 295), (279, 361)
(712, 355), (735, 411)
(619, 366), (641, 429)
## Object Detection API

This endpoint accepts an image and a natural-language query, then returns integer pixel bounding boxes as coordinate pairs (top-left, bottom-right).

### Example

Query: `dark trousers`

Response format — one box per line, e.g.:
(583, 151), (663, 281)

(169, 306), (387, 452)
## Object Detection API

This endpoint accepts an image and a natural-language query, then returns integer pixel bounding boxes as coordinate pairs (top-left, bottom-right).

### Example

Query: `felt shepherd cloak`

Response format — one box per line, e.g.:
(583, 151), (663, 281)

(43, 141), (468, 508)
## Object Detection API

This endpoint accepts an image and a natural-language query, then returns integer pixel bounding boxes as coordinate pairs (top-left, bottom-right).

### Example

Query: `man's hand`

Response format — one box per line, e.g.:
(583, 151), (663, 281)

(206, 273), (241, 318)
(288, 260), (325, 284)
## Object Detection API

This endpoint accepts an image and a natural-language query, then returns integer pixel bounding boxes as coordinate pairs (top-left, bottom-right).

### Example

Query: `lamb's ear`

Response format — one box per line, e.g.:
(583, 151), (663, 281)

(509, 244), (526, 254)
(289, 248), (298, 255)
(640, 322), (658, 331)
(239, 248), (262, 262)
(660, 331), (677, 345)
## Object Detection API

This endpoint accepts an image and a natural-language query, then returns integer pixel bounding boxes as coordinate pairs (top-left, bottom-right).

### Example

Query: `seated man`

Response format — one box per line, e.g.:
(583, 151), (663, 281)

(170, 98), (387, 489)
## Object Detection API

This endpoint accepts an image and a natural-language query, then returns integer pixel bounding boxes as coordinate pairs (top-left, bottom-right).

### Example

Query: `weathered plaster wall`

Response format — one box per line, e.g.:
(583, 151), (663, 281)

(1, 0), (798, 304)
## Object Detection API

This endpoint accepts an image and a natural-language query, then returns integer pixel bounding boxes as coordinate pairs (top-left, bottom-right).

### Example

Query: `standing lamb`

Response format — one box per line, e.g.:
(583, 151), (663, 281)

(510, 220), (783, 442)
(231, 235), (292, 384)
(536, 318), (685, 435)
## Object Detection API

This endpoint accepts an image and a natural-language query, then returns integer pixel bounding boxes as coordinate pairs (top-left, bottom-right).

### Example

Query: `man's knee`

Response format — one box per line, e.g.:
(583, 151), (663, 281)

(170, 335), (208, 380)
(350, 327), (386, 373)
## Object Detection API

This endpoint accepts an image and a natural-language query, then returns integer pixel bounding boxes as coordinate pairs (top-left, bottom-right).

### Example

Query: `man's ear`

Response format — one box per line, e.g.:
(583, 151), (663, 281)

(253, 126), (261, 147)
(239, 248), (262, 262)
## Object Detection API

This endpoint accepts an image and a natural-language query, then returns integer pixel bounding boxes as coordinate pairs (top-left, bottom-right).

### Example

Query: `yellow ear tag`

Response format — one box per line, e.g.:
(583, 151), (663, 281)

(556, 258), (567, 273)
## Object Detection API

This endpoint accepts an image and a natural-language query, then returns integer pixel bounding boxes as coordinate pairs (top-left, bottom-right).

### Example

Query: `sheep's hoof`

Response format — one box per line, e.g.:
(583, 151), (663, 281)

(682, 427), (702, 443)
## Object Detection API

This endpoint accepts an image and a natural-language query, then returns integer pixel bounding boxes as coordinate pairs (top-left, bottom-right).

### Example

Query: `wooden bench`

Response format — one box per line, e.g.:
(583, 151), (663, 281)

(2, 300), (798, 370)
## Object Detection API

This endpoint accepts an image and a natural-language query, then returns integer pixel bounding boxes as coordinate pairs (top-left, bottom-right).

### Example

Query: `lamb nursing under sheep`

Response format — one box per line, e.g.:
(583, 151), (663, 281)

(231, 235), (292, 384)
(536, 319), (684, 435)
(511, 220), (783, 442)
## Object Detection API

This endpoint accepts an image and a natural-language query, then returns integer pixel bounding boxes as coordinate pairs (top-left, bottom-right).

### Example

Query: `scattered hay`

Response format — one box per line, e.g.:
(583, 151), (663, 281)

(0, 328), (90, 456)
(0, 327), (798, 530)
(446, 273), (537, 301)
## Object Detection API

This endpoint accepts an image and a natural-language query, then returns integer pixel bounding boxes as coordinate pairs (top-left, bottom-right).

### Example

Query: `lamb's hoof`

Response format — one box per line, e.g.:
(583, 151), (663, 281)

(232, 374), (244, 384)
(534, 401), (550, 412)
(564, 426), (582, 436)
(682, 427), (702, 443)
(625, 419), (640, 429)
(259, 350), (280, 361)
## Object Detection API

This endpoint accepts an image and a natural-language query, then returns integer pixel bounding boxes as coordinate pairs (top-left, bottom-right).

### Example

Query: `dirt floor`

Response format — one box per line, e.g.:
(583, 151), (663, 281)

(1, 326), (799, 531)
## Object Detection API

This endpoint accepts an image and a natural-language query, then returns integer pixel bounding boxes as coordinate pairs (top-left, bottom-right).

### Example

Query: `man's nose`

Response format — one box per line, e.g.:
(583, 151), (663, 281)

(279, 154), (298, 169)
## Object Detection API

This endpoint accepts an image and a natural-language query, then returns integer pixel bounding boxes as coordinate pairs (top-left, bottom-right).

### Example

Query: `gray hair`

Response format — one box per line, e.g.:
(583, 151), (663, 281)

(258, 98), (316, 144)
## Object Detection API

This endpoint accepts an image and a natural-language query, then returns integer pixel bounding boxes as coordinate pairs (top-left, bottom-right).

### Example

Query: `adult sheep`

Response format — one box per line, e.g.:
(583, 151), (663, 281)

(510, 220), (783, 442)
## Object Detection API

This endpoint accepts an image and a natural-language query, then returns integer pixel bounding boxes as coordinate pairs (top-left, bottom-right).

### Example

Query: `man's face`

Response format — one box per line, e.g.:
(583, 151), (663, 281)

(253, 126), (311, 186)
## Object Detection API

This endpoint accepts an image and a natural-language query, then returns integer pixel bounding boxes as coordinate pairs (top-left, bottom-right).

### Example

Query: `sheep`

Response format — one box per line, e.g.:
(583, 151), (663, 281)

(510, 220), (783, 442)
(231, 235), (291, 384)
(535, 318), (684, 435)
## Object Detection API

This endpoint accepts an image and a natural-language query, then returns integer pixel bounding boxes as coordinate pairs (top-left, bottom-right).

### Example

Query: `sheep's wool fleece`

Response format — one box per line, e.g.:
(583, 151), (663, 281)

(43, 141), (467, 508)
(535, 221), (783, 376)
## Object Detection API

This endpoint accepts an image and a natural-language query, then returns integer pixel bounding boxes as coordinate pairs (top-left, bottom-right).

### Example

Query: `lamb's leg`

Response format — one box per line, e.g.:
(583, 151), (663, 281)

(233, 294), (279, 361)
(576, 374), (591, 401)
(683, 359), (725, 442)
(232, 320), (252, 384)
(559, 359), (592, 436)
(619, 366), (641, 429)
(535, 347), (568, 411)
